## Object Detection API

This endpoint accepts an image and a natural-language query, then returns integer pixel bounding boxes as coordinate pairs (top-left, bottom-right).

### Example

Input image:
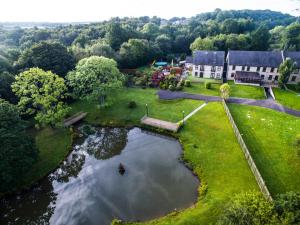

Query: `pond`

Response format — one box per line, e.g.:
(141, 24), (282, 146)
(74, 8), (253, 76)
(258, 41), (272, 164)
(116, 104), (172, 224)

(0, 127), (199, 225)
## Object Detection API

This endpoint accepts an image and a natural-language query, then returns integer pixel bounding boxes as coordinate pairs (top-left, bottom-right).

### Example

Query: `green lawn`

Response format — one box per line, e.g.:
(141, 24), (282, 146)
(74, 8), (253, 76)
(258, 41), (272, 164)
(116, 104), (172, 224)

(15, 127), (72, 190)
(228, 104), (300, 195)
(228, 81), (266, 100)
(183, 82), (221, 96)
(273, 88), (300, 111)
(187, 75), (223, 84)
(71, 88), (202, 125)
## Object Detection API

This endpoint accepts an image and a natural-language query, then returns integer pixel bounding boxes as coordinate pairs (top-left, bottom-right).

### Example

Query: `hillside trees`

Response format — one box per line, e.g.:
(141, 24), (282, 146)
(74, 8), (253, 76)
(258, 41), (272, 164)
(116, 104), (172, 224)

(15, 41), (75, 77)
(12, 68), (70, 127)
(0, 72), (16, 103)
(0, 99), (38, 192)
(67, 56), (124, 107)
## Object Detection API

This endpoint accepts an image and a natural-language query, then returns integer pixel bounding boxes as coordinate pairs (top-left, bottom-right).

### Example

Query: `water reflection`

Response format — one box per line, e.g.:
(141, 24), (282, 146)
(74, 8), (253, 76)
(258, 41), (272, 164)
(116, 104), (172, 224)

(0, 127), (199, 225)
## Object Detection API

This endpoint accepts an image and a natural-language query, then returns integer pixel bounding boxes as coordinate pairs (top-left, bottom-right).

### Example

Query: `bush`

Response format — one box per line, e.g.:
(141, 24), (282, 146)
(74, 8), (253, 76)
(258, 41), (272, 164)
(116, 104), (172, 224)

(128, 101), (137, 109)
(185, 79), (191, 87)
(175, 85), (183, 91)
(297, 134), (300, 146)
(168, 84), (176, 91)
(205, 81), (212, 89)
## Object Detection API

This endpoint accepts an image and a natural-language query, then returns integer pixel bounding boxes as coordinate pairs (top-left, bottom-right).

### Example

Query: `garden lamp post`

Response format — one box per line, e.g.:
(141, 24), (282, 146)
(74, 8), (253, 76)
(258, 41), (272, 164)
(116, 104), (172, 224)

(146, 104), (148, 117)
(182, 110), (185, 125)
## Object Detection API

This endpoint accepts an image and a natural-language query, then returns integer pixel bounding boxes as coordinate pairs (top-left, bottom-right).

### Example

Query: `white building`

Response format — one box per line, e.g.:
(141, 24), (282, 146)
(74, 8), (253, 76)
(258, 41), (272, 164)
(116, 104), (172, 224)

(188, 51), (225, 80)
(227, 51), (282, 86)
(283, 51), (300, 84)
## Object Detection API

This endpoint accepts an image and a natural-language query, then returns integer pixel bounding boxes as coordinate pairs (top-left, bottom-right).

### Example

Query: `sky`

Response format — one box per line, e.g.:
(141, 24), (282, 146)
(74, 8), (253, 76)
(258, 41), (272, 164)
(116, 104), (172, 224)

(0, 0), (299, 22)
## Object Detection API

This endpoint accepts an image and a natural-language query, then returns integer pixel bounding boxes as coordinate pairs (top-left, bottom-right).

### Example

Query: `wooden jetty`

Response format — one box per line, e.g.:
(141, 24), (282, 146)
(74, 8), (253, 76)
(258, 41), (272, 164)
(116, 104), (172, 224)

(64, 111), (87, 127)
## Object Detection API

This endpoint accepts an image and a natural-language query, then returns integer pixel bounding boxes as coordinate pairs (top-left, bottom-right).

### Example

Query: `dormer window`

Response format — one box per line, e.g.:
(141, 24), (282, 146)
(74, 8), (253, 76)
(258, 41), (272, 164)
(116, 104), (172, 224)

(232, 65), (236, 70)
(270, 68), (274, 73)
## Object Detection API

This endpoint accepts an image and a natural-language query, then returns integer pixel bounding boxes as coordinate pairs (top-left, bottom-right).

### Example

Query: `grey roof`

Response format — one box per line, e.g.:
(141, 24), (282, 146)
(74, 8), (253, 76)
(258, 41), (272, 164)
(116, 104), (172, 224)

(284, 51), (300, 68)
(228, 51), (283, 68)
(193, 51), (225, 66)
(185, 56), (193, 63)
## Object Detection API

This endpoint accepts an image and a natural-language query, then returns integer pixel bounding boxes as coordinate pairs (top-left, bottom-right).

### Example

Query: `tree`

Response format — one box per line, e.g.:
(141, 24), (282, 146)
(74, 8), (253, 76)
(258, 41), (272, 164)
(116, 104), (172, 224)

(278, 58), (297, 88)
(16, 41), (75, 77)
(155, 34), (172, 54)
(218, 192), (275, 225)
(67, 56), (124, 107)
(12, 68), (70, 127)
(190, 37), (216, 51)
(0, 99), (38, 192)
(0, 72), (17, 103)
(284, 23), (300, 50)
(220, 83), (230, 99)
(222, 19), (239, 34)
(0, 54), (12, 72)
(88, 42), (116, 59)
(141, 23), (159, 40)
(275, 192), (300, 224)
(250, 25), (270, 50)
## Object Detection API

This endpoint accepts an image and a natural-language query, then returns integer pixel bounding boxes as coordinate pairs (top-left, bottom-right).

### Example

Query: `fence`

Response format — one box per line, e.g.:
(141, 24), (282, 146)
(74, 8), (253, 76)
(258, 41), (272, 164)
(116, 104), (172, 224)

(222, 100), (273, 201)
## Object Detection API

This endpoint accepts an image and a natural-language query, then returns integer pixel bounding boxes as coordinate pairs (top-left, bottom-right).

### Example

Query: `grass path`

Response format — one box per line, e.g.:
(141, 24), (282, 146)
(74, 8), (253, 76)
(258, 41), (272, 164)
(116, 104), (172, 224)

(229, 104), (300, 195)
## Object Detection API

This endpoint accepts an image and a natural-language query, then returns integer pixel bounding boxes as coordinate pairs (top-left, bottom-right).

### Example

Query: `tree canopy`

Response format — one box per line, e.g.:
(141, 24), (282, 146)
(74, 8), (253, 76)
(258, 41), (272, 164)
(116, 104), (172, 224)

(0, 99), (38, 192)
(67, 56), (124, 106)
(279, 58), (297, 88)
(15, 41), (75, 76)
(12, 68), (70, 127)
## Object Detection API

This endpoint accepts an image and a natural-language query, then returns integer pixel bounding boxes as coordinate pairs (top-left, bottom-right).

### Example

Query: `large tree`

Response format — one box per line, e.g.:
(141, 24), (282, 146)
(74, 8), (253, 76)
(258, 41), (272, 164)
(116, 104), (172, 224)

(0, 99), (38, 193)
(278, 58), (297, 88)
(0, 72), (17, 103)
(16, 41), (75, 77)
(88, 42), (116, 59)
(67, 56), (124, 106)
(12, 68), (70, 127)
(250, 25), (270, 50)
(190, 37), (216, 51)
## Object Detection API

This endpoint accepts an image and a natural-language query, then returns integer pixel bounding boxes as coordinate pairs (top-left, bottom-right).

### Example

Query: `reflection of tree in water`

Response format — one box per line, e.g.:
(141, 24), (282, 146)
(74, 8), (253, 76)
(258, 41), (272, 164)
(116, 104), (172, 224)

(81, 127), (128, 160)
(0, 178), (56, 225)
(50, 153), (86, 183)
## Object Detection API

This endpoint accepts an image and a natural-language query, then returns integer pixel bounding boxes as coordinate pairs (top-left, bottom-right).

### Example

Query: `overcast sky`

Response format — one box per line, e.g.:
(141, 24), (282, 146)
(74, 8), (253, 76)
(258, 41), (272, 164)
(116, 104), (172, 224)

(0, 0), (299, 22)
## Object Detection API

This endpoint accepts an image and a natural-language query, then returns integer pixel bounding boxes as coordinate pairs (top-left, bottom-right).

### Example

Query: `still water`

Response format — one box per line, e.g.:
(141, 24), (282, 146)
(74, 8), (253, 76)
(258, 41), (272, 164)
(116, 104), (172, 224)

(1, 127), (199, 225)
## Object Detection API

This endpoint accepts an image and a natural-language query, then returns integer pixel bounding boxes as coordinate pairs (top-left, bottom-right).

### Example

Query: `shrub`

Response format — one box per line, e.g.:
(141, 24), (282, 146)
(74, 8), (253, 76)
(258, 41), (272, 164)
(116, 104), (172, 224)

(128, 101), (137, 109)
(169, 84), (176, 91)
(205, 81), (212, 89)
(175, 85), (183, 91)
(185, 79), (191, 87)
(297, 134), (300, 146)
(220, 83), (230, 99)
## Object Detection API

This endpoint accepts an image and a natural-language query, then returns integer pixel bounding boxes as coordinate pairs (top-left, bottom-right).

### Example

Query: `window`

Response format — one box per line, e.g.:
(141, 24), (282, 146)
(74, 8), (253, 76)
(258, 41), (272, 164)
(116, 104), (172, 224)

(268, 75), (272, 80)
(274, 76), (279, 81)
(261, 75), (265, 80)
(195, 72), (198, 76)
(195, 66), (198, 70)
(200, 65), (204, 71)
(231, 73), (235, 78)
(217, 67), (221, 71)
(216, 73), (221, 79)
(232, 65), (236, 70)
(262, 67), (266, 72)
(211, 73), (215, 78)
(242, 66), (245, 71)
(270, 68), (275, 73)
(291, 76), (297, 82)
(200, 72), (203, 78)
(211, 66), (216, 72)
(247, 66), (250, 71)
(256, 67), (260, 72)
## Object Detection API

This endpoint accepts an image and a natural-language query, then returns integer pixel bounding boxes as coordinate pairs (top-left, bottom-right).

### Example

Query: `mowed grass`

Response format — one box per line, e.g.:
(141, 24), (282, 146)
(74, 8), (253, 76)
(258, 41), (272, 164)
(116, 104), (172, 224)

(228, 104), (300, 195)
(71, 88), (203, 125)
(228, 81), (265, 99)
(16, 127), (72, 189)
(183, 81), (265, 100)
(130, 102), (258, 225)
(273, 88), (300, 111)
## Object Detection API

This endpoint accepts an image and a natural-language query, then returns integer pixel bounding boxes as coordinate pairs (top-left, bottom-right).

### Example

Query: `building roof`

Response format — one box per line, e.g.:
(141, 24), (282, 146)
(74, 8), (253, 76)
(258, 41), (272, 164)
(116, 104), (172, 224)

(284, 51), (300, 68)
(193, 51), (225, 66)
(228, 51), (282, 68)
(235, 71), (261, 81)
(185, 56), (193, 64)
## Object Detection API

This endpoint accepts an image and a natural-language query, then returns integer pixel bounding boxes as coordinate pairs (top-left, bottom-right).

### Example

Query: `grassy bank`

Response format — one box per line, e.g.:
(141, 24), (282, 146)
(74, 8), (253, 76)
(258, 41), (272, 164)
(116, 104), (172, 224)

(273, 88), (300, 111)
(228, 104), (300, 195)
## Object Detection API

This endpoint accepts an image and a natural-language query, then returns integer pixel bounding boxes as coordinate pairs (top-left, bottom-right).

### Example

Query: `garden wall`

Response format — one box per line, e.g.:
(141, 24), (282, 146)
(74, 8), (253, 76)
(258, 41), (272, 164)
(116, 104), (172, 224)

(222, 100), (273, 201)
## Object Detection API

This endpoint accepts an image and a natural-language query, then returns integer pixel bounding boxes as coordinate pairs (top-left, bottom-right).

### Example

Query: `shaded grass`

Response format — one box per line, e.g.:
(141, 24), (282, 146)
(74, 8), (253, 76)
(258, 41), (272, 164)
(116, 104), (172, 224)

(228, 104), (300, 195)
(286, 84), (300, 93)
(273, 88), (300, 111)
(183, 82), (221, 96)
(16, 127), (72, 189)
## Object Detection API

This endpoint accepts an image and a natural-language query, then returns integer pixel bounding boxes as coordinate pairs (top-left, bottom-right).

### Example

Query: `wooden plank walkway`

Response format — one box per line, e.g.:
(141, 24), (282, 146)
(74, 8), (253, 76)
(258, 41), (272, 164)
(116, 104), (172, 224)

(64, 111), (87, 127)
(141, 116), (180, 132)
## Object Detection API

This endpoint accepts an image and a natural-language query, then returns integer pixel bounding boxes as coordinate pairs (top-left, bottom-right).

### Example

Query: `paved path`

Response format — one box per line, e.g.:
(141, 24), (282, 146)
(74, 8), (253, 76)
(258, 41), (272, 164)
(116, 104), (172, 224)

(141, 116), (179, 132)
(158, 90), (300, 117)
